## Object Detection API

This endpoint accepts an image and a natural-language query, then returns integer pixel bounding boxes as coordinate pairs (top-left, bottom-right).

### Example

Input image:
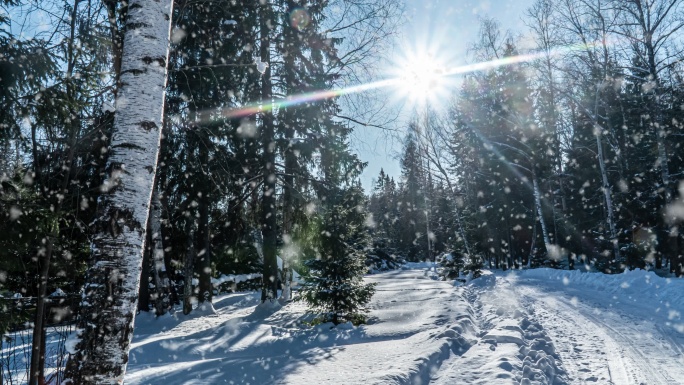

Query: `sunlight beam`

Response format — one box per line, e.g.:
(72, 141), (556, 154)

(191, 40), (614, 124)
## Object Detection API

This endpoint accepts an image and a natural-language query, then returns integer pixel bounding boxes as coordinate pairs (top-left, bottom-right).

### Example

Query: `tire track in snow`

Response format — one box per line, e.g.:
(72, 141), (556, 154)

(514, 281), (684, 385)
(516, 289), (629, 384)
(572, 301), (681, 385)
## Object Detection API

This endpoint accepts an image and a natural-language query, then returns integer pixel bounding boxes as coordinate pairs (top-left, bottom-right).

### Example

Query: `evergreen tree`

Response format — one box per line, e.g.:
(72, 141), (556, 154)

(299, 184), (375, 325)
(299, 115), (375, 325)
(397, 128), (428, 261)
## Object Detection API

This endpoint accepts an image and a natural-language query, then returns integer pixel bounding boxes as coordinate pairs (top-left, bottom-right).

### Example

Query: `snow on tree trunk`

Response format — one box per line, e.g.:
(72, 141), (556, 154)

(280, 252), (292, 302)
(533, 175), (551, 254)
(527, 213), (536, 268)
(183, 219), (196, 315)
(595, 126), (620, 262)
(63, 0), (174, 382)
(252, 228), (264, 260)
(150, 187), (171, 316)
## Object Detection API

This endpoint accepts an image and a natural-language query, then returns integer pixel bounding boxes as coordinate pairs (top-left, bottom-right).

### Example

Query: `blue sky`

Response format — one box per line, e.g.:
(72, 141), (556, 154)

(6, 0), (535, 192)
(356, 0), (535, 191)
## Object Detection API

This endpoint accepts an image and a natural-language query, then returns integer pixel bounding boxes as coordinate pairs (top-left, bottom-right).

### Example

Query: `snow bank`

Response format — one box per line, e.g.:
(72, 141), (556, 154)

(211, 273), (261, 286)
(519, 268), (684, 308)
(401, 261), (438, 270)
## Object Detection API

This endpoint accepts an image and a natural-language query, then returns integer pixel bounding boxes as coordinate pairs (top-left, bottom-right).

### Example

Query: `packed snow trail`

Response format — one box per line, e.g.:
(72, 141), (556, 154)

(505, 271), (684, 385)
(125, 263), (480, 384)
(432, 269), (684, 385)
(120, 266), (684, 384)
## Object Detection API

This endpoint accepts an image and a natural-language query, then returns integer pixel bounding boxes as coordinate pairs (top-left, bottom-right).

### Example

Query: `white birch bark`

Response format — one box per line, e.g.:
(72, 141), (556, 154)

(533, 176), (552, 254)
(63, 0), (174, 382)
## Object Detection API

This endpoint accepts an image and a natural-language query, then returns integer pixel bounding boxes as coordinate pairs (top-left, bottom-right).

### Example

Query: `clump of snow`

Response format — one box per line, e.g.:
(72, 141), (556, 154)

(402, 261), (438, 270)
(467, 270), (495, 287)
(255, 58), (269, 74)
(64, 328), (84, 354)
(211, 273), (262, 286)
(101, 101), (116, 113)
(193, 301), (217, 316)
(49, 288), (66, 297)
(251, 299), (282, 318)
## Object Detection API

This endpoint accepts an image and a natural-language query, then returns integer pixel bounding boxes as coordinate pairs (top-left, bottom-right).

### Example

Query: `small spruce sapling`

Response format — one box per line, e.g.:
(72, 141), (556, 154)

(298, 186), (376, 325)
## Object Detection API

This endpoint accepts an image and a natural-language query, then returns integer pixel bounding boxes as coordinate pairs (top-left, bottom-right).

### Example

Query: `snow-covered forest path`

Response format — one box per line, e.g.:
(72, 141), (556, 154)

(497, 273), (684, 385)
(122, 265), (684, 385)
(126, 263), (478, 384)
(432, 269), (684, 385)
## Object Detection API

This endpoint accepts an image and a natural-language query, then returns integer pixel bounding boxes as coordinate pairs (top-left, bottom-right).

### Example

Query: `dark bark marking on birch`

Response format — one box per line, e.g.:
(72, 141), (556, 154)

(109, 209), (121, 238)
(141, 56), (166, 67)
(122, 68), (146, 76)
(112, 142), (146, 151)
(139, 120), (158, 131)
(99, 207), (142, 239)
(127, 22), (149, 30)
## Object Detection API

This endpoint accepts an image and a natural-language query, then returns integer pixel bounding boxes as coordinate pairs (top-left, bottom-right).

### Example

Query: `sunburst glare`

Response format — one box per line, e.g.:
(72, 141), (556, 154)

(388, 43), (456, 111)
(190, 39), (615, 124)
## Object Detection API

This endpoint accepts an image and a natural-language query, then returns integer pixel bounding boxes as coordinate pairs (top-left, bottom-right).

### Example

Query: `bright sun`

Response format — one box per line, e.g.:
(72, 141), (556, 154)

(391, 49), (452, 110)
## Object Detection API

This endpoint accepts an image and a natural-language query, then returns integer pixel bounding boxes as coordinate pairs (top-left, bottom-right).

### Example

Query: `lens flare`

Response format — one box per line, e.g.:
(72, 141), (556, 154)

(290, 8), (311, 31)
(195, 40), (614, 124)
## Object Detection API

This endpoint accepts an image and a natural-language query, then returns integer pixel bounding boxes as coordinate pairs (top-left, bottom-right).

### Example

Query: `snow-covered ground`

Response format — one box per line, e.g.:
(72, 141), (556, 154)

(124, 264), (684, 384)
(3, 264), (684, 384)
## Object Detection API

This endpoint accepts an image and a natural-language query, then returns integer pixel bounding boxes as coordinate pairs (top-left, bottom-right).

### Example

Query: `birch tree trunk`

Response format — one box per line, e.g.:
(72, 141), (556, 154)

(63, 0), (173, 382)
(533, 175), (552, 254)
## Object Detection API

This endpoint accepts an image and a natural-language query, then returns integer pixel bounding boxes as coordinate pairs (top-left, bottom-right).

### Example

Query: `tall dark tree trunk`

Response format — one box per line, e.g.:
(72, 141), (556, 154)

(29, 1), (83, 382)
(280, 135), (295, 300)
(183, 219), (196, 315)
(260, 1), (278, 302)
(138, 233), (151, 312)
(197, 130), (212, 305)
(280, 0), (297, 301)
(150, 187), (171, 315)
(29, 239), (52, 385)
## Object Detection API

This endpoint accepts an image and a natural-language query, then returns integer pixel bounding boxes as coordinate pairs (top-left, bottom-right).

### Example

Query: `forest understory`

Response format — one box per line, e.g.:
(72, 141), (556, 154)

(2, 0), (684, 382)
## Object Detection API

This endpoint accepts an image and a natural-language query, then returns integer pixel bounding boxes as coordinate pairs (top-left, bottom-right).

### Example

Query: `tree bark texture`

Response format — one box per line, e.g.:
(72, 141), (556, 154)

(197, 133), (212, 305)
(183, 219), (196, 315)
(260, 2), (279, 302)
(63, 0), (174, 382)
